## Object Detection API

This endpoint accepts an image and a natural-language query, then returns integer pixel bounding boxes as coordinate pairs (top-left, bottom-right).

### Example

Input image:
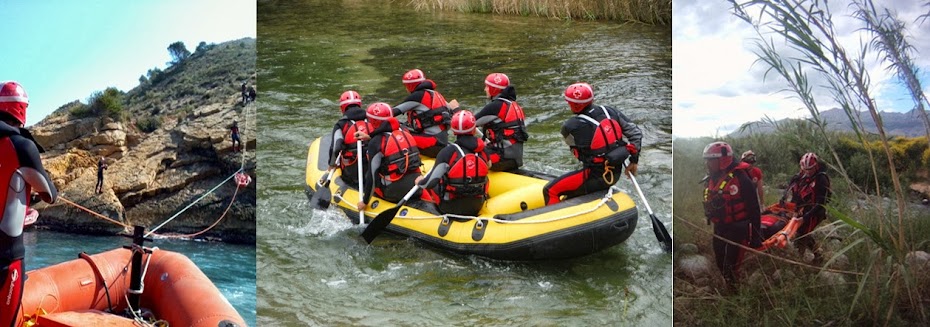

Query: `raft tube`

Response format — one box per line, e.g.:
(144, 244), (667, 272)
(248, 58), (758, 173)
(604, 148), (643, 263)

(305, 136), (638, 260)
(20, 248), (246, 327)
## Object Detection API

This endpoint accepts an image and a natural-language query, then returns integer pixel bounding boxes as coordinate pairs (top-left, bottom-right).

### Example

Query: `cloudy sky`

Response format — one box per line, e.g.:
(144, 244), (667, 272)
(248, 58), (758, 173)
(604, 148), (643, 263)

(673, 0), (930, 138)
(1, 1), (256, 126)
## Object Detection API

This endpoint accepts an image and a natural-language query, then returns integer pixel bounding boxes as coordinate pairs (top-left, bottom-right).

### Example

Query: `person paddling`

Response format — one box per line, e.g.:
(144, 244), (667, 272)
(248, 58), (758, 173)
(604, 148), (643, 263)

(355, 102), (422, 210)
(473, 73), (528, 172)
(391, 69), (451, 157)
(416, 110), (491, 216)
(327, 90), (370, 188)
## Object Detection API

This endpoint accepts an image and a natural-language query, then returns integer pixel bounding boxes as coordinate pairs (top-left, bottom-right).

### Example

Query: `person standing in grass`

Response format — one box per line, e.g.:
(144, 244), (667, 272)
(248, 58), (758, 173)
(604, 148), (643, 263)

(702, 141), (761, 289)
(741, 150), (764, 209)
(784, 152), (831, 263)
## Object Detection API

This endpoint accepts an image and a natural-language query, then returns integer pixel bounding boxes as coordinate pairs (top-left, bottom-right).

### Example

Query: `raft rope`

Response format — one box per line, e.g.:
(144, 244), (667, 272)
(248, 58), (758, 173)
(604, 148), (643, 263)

(79, 252), (115, 313)
(153, 185), (240, 240)
(145, 170), (241, 238)
(674, 214), (863, 276)
(58, 196), (132, 229)
(335, 185), (618, 225)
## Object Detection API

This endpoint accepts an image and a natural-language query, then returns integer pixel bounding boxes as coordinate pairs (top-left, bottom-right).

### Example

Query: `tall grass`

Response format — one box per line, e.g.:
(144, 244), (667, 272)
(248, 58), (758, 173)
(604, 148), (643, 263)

(408, 0), (671, 25)
(673, 0), (930, 325)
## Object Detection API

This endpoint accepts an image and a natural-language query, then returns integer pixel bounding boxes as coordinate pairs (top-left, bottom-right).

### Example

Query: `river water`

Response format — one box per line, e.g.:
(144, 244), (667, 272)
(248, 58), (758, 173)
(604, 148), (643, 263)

(256, 0), (671, 325)
(24, 230), (257, 326)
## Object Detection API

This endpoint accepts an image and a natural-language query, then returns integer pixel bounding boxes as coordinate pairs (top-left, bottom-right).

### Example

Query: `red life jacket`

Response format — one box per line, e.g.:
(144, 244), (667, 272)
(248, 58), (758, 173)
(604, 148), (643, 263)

(789, 171), (831, 209)
(576, 106), (624, 165)
(339, 119), (373, 167)
(0, 136), (30, 261)
(407, 89), (450, 133)
(484, 98), (528, 146)
(378, 128), (421, 182)
(439, 143), (490, 200)
(703, 163), (751, 224)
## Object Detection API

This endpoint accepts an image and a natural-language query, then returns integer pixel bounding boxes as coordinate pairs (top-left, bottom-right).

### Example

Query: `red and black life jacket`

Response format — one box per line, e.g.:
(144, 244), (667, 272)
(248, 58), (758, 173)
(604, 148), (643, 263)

(407, 90), (450, 133)
(703, 163), (751, 224)
(484, 98), (528, 146)
(789, 171), (832, 208)
(439, 143), (489, 200)
(378, 128), (421, 182)
(339, 119), (373, 167)
(0, 135), (29, 261)
(576, 106), (624, 166)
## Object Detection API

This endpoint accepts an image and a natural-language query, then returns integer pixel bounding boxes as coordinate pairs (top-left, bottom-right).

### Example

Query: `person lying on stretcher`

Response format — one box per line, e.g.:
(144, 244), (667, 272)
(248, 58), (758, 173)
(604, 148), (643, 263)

(755, 202), (803, 251)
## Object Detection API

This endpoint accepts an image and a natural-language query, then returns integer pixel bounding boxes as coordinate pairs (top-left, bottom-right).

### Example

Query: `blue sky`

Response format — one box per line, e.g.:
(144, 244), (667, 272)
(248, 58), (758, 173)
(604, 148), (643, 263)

(673, 1), (930, 138)
(1, 1), (256, 126)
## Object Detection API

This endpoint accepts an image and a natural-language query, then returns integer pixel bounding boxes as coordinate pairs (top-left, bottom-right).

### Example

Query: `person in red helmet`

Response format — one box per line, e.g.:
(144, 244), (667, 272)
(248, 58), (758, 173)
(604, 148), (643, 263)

(702, 141), (761, 288)
(416, 110), (491, 216)
(542, 82), (642, 205)
(0, 81), (58, 326)
(783, 152), (831, 261)
(474, 73), (528, 172)
(355, 102), (422, 210)
(741, 150), (764, 208)
(391, 69), (451, 157)
(327, 90), (372, 188)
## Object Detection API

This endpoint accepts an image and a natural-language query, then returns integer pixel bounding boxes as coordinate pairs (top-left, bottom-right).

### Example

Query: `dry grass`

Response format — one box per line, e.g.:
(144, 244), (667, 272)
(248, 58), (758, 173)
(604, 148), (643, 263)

(408, 0), (671, 25)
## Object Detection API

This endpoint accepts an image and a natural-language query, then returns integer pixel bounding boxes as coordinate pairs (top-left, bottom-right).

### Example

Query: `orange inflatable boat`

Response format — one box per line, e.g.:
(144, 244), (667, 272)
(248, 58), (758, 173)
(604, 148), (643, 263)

(19, 247), (246, 326)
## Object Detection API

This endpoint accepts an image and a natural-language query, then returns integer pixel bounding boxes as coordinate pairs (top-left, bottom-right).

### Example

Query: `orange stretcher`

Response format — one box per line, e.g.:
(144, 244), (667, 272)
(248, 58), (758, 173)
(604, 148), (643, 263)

(755, 202), (803, 251)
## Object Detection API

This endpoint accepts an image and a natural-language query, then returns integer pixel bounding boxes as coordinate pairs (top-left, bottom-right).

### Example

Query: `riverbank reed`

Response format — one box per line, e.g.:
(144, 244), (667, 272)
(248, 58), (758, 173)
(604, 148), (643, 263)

(408, 0), (671, 25)
(674, 0), (930, 325)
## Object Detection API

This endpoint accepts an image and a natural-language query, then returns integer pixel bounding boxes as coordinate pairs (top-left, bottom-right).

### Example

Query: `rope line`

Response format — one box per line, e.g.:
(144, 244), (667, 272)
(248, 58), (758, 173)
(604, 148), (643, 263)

(334, 186), (618, 224)
(58, 196), (131, 229)
(153, 185), (240, 239)
(145, 170), (241, 237)
(674, 214), (863, 276)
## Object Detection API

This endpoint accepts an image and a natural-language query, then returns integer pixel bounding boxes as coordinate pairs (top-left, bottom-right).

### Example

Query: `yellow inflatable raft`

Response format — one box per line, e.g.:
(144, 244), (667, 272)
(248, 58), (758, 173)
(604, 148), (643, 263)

(304, 136), (638, 260)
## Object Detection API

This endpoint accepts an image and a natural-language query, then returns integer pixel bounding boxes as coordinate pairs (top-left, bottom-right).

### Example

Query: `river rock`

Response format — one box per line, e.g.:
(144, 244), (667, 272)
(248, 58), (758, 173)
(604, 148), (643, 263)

(905, 251), (930, 271)
(677, 243), (699, 255)
(677, 254), (714, 283)
(816, 271), (846, 289)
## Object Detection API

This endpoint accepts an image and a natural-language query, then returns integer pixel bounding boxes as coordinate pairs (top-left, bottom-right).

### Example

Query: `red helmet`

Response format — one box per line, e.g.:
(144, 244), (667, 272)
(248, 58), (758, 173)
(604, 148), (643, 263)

(339, 90), (362, 112)
(703, 141), (734, 171)
(402, 69), (425, 93)
(800, 152), (819, 171)
(484, 73), (509, 97)
(0, 81), (28, 125)
(366, 102), (393, 121)
(563, 82), (593, 113)
(450, 110), (476, 135)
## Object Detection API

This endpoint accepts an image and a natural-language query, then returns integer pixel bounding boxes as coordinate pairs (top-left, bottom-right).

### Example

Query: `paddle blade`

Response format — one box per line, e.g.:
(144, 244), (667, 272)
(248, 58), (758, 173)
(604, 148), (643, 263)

(310, 185), (332, 210)
(361, 206), (401, 244)
(649, 213), (672, 252)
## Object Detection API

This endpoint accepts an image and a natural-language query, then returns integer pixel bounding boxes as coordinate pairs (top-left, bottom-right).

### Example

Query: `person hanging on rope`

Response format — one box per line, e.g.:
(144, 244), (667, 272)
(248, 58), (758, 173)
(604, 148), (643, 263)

(542, 82), (642, 205)
(354, 102), (422, 210)
(783, 152), (831, 264)
(230, 120), (241, 152)
(415, 110), (491, 216)
(95, 156), (107, 194)
(702, 141), (762, 290)
(473, 73), (528, 172)
(0, 81), (58, 326)
(327, 90), (370, 188)
(391, 69), (451, 157)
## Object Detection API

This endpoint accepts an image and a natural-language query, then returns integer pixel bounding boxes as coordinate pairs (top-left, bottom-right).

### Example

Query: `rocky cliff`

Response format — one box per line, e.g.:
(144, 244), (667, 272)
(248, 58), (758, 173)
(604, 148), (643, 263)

(29, 38), (256, 244)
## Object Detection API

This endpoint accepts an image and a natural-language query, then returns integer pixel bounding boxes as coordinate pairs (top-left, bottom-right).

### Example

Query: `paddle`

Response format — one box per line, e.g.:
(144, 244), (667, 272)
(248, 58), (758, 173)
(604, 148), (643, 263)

(356, 140), (365, 225)
(626, 165), (673, 252)
(310, 166), (337, 210)
(360, 185), (420, 244)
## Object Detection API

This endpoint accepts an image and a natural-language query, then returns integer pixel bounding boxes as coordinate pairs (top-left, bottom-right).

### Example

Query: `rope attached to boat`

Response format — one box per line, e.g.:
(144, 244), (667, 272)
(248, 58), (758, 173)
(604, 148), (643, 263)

(145, 169), (242, 237)
(58, 196), (132, 229)
(150, 183), (241, 240)
(338, 186), (618, 225)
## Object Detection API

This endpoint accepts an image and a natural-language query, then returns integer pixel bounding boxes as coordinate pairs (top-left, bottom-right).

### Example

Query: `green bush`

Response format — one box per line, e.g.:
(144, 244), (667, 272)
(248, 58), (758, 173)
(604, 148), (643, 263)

(135, 116), (162, 133)
(88, 87), (125, 121)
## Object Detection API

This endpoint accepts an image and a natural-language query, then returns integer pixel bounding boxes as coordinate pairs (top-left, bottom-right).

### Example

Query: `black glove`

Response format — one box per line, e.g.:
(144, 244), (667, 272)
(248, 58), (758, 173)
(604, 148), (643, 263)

(749, 224), (763, 248)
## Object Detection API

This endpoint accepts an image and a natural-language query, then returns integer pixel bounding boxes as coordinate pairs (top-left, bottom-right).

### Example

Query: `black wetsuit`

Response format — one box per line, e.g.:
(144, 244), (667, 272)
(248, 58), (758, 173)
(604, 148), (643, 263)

(474, 86), (527, 172)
